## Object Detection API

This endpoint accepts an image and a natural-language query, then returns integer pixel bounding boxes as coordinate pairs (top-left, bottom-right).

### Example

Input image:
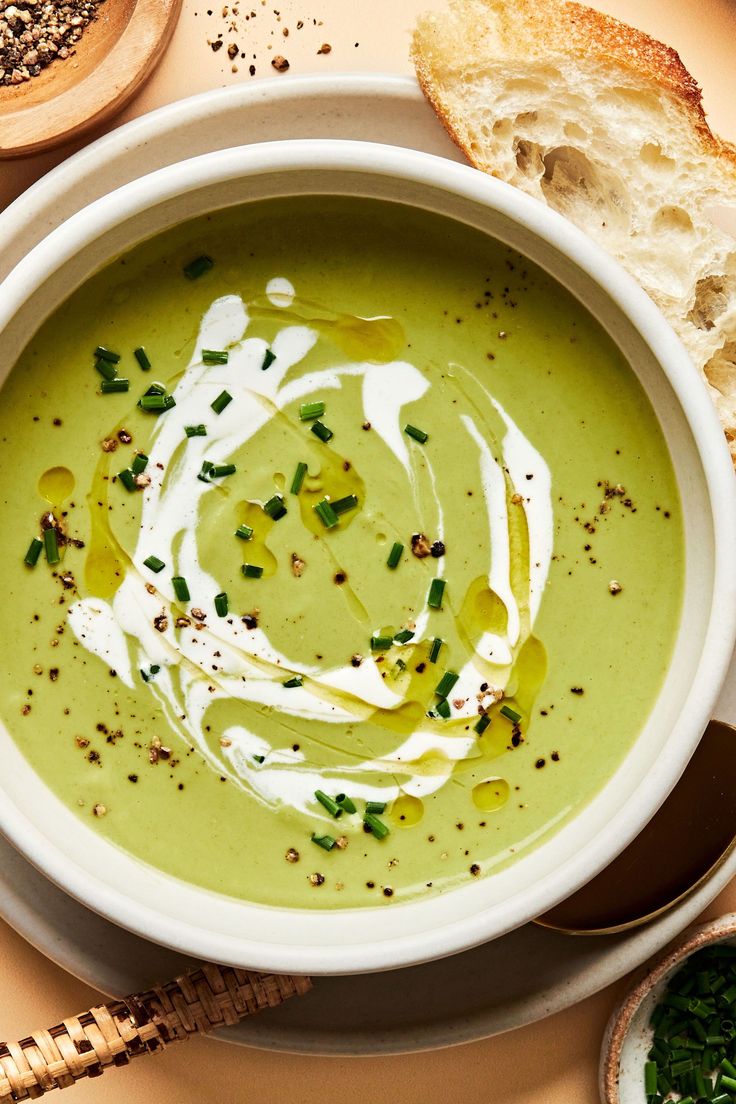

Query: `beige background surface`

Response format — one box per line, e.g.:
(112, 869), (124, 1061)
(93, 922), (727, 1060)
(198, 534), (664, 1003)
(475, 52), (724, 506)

(1, 1), (735, 1100)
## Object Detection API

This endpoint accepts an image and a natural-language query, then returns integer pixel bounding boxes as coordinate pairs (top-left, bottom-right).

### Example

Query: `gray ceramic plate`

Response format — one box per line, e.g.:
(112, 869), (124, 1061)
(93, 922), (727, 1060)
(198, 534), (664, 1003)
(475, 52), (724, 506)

(1, 74), (735, 1056)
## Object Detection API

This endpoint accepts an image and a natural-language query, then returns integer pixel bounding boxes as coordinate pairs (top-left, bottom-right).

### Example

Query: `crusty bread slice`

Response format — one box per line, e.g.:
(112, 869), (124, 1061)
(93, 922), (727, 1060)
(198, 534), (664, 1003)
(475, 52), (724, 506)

(412, 0), (736, 462)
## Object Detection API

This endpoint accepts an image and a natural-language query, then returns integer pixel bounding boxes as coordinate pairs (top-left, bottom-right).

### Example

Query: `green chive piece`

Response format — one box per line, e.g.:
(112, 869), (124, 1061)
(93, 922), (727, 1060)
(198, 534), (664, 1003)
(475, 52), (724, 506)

(370, 635), (393, 651)
(314, 499), (339, 529)
(131, 453), (149, 475)
(429, 637), (443, 663)
(185, 424), (207, 437)
(101, 378), (130, 393)
(291, 461), (308, 495)
(202, 349), (229, 365)
(140, 664), (160, 683)
(428, 578), (446, 609)
(299, 401), (325, 421)
(211, 390), (232, 415)
(172, 576), (190, 602)
(134, 346), (151, 370)
(475, 713), (491, 735)
(95, 346), (120, 364)
(644, 1063), (658, 1096)
(393, 629), (415, 644)
(235, 524), (253, 541)
(332, 494), (358, 515)
(183, 254), (213, 280)
(43, 527), (60, 565)
(283, 675), (303, 688)
(261, 348), (276, 371)
(365, 801), (386, 814)
(214, 592), (229, 617)
(263, 494), (287, 520)
(363, 812), (389, 839)
(722, 1076), (736, 1091)
(435, 698), (451, 719)
(336, 794), (356, 814)
(95, 358), (118, 381)
(312, 833), (336, 851)
(198, 460), (214, 483)
(211, 463), (236, 478)
(387, 542), (403, 569)
(24, 537), (43, 567)
(500, 704), (522, 724)
(241, 563), (263, 578)
(253, 754), (265, 765)
(435, 671), (460, 698)
(405, 424), (428, 444)
(139, 393), (175, 412)
(144, 382), (166, 396)
(315, 790), (342, 818)
(311, 420), (333, 443)
(143, 555), (165, 574)
(117, 468), (137, 492)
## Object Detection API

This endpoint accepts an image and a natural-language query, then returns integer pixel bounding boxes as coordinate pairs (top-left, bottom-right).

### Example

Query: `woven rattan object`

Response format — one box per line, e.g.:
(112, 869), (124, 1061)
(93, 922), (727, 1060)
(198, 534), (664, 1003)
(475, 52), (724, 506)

(0, 964), (311, 1101)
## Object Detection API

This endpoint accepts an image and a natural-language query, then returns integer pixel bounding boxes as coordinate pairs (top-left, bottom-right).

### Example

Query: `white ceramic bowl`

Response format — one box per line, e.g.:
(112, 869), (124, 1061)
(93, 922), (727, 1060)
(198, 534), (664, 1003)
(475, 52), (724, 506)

(0, 140), (734, 976)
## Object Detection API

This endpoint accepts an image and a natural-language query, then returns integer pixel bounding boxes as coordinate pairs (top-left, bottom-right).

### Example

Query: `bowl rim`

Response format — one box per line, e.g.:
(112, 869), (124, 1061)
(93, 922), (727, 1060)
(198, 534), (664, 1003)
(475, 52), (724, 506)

(0, 139), (734, 975)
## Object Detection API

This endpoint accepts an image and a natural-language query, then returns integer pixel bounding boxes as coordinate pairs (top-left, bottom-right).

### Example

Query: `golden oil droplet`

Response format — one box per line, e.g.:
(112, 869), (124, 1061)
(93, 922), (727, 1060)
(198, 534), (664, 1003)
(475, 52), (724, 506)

(38, 466), (75, 505)
(391, 794), (424, 826)
(472, 777), (510, 812)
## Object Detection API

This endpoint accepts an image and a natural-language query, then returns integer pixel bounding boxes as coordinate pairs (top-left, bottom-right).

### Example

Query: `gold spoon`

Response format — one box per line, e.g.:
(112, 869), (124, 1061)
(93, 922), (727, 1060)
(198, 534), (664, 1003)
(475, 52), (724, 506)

(536, 719), (736, 936)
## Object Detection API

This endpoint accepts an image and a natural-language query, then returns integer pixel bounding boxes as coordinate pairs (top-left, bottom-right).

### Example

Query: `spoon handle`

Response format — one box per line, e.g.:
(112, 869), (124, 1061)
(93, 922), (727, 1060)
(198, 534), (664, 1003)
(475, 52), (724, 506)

(0, 964), (311, 1101)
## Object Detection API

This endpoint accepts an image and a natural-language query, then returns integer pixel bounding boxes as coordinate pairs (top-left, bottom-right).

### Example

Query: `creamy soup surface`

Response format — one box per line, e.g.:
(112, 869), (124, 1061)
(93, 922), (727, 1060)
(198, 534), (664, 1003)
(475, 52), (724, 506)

(0, 197), (683, 907)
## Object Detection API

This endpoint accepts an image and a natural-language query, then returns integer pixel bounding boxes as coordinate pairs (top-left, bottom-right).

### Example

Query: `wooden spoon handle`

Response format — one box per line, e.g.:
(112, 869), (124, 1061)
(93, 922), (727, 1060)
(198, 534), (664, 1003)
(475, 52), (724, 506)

(0, 964), (311, 1101)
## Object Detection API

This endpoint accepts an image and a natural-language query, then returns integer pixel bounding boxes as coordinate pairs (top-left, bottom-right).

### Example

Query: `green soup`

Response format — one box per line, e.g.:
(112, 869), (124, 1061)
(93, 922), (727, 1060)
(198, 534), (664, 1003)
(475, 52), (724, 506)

(0, 197), (684, 907)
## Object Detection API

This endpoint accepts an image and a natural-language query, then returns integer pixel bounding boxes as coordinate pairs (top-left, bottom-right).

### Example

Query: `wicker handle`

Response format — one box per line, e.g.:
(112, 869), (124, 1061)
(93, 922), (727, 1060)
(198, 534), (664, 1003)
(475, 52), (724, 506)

(0, 964), (311, 1101)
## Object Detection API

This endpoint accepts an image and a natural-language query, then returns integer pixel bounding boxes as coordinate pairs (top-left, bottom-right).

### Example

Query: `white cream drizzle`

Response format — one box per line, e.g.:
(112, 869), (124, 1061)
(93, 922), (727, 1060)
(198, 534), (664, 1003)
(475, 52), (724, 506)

(69, 282), (554, 817)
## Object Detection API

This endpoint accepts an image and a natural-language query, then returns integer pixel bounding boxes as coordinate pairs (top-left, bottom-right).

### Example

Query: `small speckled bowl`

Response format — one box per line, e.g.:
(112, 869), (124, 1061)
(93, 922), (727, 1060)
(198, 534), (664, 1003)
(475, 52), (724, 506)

(600, 912), (736, 1103)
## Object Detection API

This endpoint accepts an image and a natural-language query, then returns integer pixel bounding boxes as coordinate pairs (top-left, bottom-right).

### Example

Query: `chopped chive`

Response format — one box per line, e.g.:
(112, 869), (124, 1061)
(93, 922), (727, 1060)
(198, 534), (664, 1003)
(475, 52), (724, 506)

(435, 698), (451, 719)
(172, 576), (190, 602)
(198, 460), (214, 483)
(336, 794), (356, 814)
(299, 401), (325, 421)
(263, 495), (287, 521)
(474, 713), (491, 735)
(500, 704), (522, 724)
(314, 499), (339, 529)
(134, 346), (151, 370)
(261, 348), (276, 371)
(183, 254), (213, 280)
(138, 393), (175, 412)
(393, 658), (407, 676)
(143, 555), (165, 573)
(370, 635), (393, 651)
(235, 524), (253, 541)
(253, 754), (266, 765)
(43, 527), (60, 565)
(363, 812), (389, 839)
(312, 834), (336, 851)
(95, 358), (117, 381)
(365, 801), (386, 814)
(117, 468), (137, 491)
(332, 494), (358, 515)
(283, 675), (303, 688)
(386, 541), (403, 569)
(140, 664), (160, 683)
(644, 1063), (658, 1096)
(427, 578), (446, 609)
(95, 346), (120, 364)
(310, 420), (333, 443)
(131, 453), (149, 475)
(143, 382), (166, 396)
(435, 670), (459, 698)
(241, 563), (263, 578)
(202, 349), (229, 365)
(185, 424), (207, 437)
(214, 592), (229, 617)
(404, 423), (428, 444)
(24, 537), (43, 567)
(429, 637), (443, 663)
(211, 390), (232, 415)
(101, 378), (130, 393)
(290, 461), (308, 495)
(211, 463), (236, 478)
(393, 629), (415, 644)
(315, 790), (342, 818)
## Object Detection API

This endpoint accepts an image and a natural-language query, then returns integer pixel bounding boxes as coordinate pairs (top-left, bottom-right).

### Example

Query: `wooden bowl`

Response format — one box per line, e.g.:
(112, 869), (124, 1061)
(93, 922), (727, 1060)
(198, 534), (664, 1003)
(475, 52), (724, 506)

(0, 0), (182, 159)
(600, 913), (736, 1103)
